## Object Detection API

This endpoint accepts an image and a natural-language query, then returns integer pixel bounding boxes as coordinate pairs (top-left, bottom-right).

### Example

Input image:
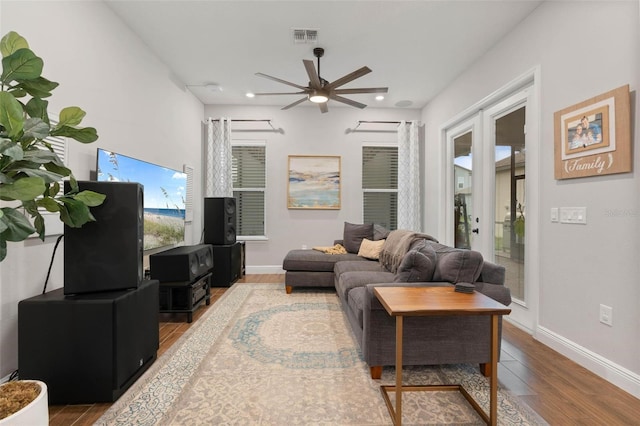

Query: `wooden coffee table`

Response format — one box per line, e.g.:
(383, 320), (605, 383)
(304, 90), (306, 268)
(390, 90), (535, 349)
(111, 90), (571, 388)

(373, 286), (511, 426)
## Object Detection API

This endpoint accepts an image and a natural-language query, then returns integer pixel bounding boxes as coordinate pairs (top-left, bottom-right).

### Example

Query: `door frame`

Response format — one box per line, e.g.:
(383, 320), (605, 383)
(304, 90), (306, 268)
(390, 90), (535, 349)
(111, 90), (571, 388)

(439, 66), (541, 334)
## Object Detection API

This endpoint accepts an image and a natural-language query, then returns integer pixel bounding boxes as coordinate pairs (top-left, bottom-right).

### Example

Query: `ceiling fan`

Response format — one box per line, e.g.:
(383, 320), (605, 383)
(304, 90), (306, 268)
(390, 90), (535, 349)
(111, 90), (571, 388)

(254, 47), (388, 113)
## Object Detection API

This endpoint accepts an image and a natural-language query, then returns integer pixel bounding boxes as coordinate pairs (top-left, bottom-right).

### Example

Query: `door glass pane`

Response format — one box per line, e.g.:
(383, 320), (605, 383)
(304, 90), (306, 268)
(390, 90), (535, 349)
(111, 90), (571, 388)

(453, 131), (473, 249)
(494, 107), (526, 301)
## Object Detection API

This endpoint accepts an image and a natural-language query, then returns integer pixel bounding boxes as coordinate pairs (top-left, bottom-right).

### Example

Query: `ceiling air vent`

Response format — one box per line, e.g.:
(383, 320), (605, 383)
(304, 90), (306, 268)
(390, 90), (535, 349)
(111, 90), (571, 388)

(292, 28), (318, 44)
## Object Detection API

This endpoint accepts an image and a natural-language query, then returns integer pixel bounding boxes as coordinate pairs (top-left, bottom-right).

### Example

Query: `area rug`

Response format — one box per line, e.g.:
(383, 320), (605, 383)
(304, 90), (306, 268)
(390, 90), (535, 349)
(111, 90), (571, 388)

(95, 283), (547, 425)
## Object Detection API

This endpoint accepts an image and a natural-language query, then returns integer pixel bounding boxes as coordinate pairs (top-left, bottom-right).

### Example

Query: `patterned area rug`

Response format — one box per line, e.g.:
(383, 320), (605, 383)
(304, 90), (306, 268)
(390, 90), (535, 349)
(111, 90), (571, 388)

(95, 283), (547, 425)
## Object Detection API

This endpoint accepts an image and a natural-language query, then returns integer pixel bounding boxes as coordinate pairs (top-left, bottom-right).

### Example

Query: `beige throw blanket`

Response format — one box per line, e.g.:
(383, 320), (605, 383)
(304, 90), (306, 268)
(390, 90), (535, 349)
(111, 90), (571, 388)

(379, 230), (438, 273)
(313, 244), (347, 254)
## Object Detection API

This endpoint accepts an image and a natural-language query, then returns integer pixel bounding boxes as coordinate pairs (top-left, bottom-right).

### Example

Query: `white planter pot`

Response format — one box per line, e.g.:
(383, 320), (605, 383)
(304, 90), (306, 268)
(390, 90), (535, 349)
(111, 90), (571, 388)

(0, 380), (49, 426)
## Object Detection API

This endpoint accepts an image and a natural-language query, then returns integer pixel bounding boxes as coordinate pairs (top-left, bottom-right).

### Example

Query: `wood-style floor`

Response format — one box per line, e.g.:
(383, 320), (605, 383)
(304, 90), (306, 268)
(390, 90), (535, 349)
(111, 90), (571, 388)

(48, 274), (640, 426)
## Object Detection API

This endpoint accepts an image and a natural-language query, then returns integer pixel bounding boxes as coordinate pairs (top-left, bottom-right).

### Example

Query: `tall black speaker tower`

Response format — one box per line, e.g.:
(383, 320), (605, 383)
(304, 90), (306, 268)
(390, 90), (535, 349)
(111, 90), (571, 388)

(64, 181), (144, 295)
(204, 197), (236, 245)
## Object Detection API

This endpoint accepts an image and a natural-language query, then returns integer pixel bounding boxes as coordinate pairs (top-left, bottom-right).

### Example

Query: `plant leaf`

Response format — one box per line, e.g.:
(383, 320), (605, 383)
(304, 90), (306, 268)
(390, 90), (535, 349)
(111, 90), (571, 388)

(0, 239), (6, 262)
(15, 76), (58, 99)
(1, 48), (43, 83)
(23, 149), (63, 165)
(0, 207), (36, 241)
(23, 117), (50, 140)
(58, 197), (93, 228)
(58, 106), (85, 127)
(15, 167), (63, 183)
(0, 139), (23, 160)
(50, 125), (98, 143)
(36, 197), (60, 212)
(0, 32), (29, 58)
(0, 176), (45, 200)
(0, 91), (25, 139)
(25, 98), (49, 124)
(73, 190), (106, 207)
(34, 212), (45, 240)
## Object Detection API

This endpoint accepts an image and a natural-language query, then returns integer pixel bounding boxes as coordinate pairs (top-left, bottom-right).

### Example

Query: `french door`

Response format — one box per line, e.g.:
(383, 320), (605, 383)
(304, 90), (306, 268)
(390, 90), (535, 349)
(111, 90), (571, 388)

(445, 83), (537, 332)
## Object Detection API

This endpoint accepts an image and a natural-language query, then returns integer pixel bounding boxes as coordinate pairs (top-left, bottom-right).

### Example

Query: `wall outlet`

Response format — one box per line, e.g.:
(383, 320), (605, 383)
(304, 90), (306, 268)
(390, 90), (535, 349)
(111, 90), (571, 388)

(599, 304), (613, 326)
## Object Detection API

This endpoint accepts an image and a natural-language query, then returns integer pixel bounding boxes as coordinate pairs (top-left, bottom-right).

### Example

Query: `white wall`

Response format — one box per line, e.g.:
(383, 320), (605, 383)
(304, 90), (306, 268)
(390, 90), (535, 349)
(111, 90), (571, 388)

(422, 1), (640, 396)
(204, 105), (420, 271)
(0, 1), (204, 379)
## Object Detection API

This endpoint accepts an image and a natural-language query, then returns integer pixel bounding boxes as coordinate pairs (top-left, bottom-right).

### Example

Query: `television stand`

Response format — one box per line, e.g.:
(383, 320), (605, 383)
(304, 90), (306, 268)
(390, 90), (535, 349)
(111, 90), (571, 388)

(158, 272), (211, 322)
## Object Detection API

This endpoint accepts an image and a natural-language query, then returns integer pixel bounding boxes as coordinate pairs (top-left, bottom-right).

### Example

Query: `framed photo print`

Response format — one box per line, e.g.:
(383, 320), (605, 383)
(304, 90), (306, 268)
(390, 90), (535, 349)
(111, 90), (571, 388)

(287, 155), (341, 209)
(554, 85), (631, 179)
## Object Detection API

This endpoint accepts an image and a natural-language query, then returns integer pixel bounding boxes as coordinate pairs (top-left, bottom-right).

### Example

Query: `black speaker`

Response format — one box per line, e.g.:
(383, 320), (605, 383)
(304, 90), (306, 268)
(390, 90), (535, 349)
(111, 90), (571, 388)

(63, 181), (143, 295)
(149, 244), (213, 282)
(204, 197), (236, 245)
(18, 280), (159, 404)
(211, 242), (243, 287)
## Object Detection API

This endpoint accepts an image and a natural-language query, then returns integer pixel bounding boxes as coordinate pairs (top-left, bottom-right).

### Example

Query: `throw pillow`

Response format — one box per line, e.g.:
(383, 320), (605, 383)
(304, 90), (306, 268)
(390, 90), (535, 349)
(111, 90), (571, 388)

(343, 222), (374, 253)
(394, 250), (436, 282)
(433, 249), (484, 283)
(373, 224), (391, 241)
(357, 238), (385, 260)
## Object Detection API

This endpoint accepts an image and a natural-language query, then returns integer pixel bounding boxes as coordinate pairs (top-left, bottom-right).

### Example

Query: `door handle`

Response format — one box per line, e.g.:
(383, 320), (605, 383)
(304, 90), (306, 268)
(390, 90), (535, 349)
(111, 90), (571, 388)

(472, 228), (479, 234)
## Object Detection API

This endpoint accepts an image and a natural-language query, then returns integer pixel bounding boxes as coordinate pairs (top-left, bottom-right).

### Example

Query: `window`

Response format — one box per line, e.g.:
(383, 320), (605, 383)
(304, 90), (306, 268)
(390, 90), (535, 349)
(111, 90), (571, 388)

(232, 142), (266, 238)
(362, 145), (398, 230)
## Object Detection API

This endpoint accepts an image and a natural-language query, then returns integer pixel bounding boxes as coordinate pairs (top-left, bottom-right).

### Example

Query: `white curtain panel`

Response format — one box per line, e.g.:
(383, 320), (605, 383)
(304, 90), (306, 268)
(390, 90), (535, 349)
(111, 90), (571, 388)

(397, 120), (421, 230)
(204, 118), (233, 197)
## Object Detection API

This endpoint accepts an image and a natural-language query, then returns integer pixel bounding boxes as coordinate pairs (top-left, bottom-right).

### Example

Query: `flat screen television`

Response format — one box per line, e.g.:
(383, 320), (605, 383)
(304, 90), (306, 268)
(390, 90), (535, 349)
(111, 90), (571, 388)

(95, 148), (186, 251)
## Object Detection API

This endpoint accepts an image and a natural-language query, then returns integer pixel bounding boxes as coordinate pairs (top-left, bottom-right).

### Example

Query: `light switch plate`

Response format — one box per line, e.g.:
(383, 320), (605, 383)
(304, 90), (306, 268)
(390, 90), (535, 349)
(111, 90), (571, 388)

(550, 207), (559, 222)
(560, 207), (587, 224)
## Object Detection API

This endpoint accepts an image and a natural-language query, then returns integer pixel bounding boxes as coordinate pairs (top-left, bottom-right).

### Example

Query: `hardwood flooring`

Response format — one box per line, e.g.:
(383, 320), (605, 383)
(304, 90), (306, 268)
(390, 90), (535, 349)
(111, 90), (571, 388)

(48, 274), (640, 425)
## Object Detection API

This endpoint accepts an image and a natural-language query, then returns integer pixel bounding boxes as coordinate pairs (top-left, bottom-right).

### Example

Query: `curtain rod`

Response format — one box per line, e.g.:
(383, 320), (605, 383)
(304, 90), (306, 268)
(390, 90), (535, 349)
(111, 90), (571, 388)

(205, 118), (276, 131)
(353, 120), (409, 130)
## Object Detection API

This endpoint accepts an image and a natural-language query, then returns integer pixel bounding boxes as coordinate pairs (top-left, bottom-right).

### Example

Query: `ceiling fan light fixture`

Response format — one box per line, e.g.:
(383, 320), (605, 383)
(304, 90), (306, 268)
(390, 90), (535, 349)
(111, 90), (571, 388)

(309, 89), (328, 103)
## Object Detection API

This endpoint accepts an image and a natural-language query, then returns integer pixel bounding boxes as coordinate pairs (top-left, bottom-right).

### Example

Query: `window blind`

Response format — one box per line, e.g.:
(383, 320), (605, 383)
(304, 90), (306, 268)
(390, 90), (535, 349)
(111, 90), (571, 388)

(232, 144), (266, 237)
(362, 146), (398, 230)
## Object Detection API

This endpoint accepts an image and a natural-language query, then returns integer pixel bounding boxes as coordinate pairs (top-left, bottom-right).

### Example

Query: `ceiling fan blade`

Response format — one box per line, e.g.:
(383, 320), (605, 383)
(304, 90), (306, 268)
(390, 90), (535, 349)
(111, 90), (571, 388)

(326, 66), (371, 89)
(303, 59), (322, 89)
(330, 94), (367, 109)
(319, 102), (329, 114)
(255, 72), (307, 90)
(333, 87), (388, 95)
(253, 91), (307, 96)
(282, 97), (308, 110)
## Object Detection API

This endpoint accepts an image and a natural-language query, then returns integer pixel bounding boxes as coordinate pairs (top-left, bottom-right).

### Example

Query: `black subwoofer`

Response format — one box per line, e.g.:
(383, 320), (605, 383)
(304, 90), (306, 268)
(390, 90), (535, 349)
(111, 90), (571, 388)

(149, 244), (213, 282)
(211, 242), (243, 287)
(63, 181), (144, 295)
(204, 197), (236, 245)
(18, 280), (159, 404)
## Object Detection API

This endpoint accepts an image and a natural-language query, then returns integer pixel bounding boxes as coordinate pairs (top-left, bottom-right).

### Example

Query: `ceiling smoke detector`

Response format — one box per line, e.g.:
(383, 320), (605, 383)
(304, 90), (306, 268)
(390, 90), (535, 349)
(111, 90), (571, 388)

(292, 28), (318, 44)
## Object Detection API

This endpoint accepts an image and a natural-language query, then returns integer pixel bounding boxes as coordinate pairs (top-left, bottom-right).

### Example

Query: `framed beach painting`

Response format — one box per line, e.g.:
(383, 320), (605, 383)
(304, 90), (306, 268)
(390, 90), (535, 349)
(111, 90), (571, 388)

(554, 85), (631, 179)
(287, 155), (341, 209)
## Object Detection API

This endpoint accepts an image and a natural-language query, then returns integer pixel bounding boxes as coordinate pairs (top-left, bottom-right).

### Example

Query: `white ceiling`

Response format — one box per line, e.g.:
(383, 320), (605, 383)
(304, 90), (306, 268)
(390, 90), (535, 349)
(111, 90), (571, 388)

(105, 0), (543, 111)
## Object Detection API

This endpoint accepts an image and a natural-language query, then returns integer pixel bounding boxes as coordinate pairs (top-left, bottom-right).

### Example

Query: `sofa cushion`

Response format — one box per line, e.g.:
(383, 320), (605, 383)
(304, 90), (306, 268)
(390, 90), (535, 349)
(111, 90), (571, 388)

(394, 246), (436, 282)
(357, 238), (385, 260)
(283, 249), (365, 272)
(373, 224), (390, 241)
(343, 222), (374, 253)
(433, 249), (484, 283)
(336, 269), (395, 301)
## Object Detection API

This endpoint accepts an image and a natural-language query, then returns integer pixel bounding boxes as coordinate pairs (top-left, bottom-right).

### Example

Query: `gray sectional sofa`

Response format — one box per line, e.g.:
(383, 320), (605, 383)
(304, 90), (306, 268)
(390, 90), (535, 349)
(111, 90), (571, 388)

(282, 222), (512, 378)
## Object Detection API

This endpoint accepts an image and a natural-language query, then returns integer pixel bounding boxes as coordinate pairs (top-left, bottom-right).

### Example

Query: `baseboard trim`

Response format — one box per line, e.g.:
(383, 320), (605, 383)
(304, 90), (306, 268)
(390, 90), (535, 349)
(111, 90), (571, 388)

(245, 265), (284, 275)
(536, 325), (640, 398)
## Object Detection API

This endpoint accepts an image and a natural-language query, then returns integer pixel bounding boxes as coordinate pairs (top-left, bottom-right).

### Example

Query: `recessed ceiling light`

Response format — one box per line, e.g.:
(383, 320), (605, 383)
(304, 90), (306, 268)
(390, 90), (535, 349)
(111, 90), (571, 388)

(246, 92), (255, 98)
(395, 100), (413, 108)
(375, 95), (385, 101)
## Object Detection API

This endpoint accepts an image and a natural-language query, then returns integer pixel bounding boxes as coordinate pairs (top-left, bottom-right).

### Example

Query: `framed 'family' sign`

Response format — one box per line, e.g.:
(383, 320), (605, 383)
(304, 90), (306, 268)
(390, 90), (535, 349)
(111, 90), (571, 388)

(554, 85), (631, 179)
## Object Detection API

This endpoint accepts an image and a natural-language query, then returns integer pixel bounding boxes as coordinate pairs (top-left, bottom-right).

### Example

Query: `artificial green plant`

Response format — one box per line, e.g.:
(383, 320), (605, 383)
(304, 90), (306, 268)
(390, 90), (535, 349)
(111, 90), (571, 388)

(0, 31), (105, 261)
